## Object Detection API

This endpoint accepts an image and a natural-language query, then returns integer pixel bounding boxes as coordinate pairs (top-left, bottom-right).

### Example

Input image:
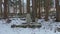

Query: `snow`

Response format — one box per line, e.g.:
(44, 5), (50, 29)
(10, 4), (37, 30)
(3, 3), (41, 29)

(0, 18), (60, 34)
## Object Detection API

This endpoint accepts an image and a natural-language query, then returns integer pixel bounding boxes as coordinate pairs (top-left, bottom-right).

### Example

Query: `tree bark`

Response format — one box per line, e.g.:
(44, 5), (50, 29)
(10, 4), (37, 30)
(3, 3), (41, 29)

(27, 0), (30, 13)
(55, 0), (60, 22)
(44, 0), (50, 21)
(32, 0), (36, 22)
(38, 0), (41, 19)
(0, 0), (2, 17)
(19, 0), (22, 15)
(4, 0), (8, 19)
(35, 0), (37, 18)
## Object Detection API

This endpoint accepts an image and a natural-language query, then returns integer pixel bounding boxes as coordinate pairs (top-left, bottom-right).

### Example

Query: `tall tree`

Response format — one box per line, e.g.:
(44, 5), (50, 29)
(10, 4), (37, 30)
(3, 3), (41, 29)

(55, 0), (60, 22)
(35, 0), (37, 18)
(44, 0), (50, 21)
(32, 0), (37, 22)
(4, 0), (8, 19)
(38, 0), (41, 19)
(27, 0), (30, 13)
(22, 0), (24, 14)
(0, 0), (2, 17)
(32, 0), (36, 22)
(19, 0), (22, 15)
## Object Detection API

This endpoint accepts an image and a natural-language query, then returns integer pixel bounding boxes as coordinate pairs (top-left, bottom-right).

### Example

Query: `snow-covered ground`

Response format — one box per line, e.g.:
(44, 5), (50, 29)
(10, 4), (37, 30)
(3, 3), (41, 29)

(0, 18), (60, 34)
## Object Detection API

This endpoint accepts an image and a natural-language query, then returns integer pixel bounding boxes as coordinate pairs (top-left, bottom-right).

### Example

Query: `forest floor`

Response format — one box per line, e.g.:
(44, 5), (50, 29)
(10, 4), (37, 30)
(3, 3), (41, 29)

(0, 18), (60, 34)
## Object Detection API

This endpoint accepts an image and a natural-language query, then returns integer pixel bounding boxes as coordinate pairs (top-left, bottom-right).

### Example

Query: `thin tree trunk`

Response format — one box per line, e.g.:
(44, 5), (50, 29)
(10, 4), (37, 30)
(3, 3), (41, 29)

(32, 0), (36, 22)
(19, 0), (22, 15)
(0, 0), (2, 17)
(8, 0), (10, 17)
(15, 0), (17, 17)
(38, 0), (41, 19)
(35, 0), (37, 18)
(44, 0), (50, 21)
(27, 0), (30, 13)
(4, 0), (8, 19)
(23, 0), (24, 14)
(32, 0), (35, 22)
(55, 0), (60, 22)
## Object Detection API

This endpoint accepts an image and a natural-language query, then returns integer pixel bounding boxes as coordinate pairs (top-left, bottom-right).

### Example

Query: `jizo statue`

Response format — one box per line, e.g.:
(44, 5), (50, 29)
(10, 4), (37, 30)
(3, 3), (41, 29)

(26, 13), (32, 23)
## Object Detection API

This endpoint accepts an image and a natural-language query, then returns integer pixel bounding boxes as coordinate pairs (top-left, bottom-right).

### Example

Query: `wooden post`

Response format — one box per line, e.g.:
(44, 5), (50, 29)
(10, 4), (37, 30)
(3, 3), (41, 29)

(44, 0), (50, 21)
(55, 0), (60, 22)
(4, 0), (8, 19)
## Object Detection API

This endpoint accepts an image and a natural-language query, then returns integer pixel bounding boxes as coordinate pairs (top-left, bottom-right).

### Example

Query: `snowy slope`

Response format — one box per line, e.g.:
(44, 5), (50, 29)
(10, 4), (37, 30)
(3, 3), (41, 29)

(0, 18), (60, 34)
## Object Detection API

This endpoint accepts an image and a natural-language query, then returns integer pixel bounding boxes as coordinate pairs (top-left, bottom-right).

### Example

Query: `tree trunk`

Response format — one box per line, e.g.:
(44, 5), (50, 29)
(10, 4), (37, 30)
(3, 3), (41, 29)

(44, 0), (50, 21)
(38, 0), (41, 19)
(0, 0), (2, 17)
(32, 0), (36, 22)
(19, 0), (22, 15)
(23, 0), (24, 14)
(55, 0), (60, 22)
(27, 0), (30, 13)
(35, 0), (37, 18)
(32, 0), (37, 22)
(4, 0), (8, 19)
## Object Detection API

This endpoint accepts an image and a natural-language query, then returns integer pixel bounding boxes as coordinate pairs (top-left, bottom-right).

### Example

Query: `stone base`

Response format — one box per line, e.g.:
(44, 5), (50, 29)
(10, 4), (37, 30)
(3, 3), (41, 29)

(11, 23), (42, 28)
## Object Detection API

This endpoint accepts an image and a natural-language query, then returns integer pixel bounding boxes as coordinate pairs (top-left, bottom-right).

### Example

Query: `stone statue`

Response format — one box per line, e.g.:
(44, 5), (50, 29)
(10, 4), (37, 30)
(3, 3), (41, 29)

(26, 13), (32, 23)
